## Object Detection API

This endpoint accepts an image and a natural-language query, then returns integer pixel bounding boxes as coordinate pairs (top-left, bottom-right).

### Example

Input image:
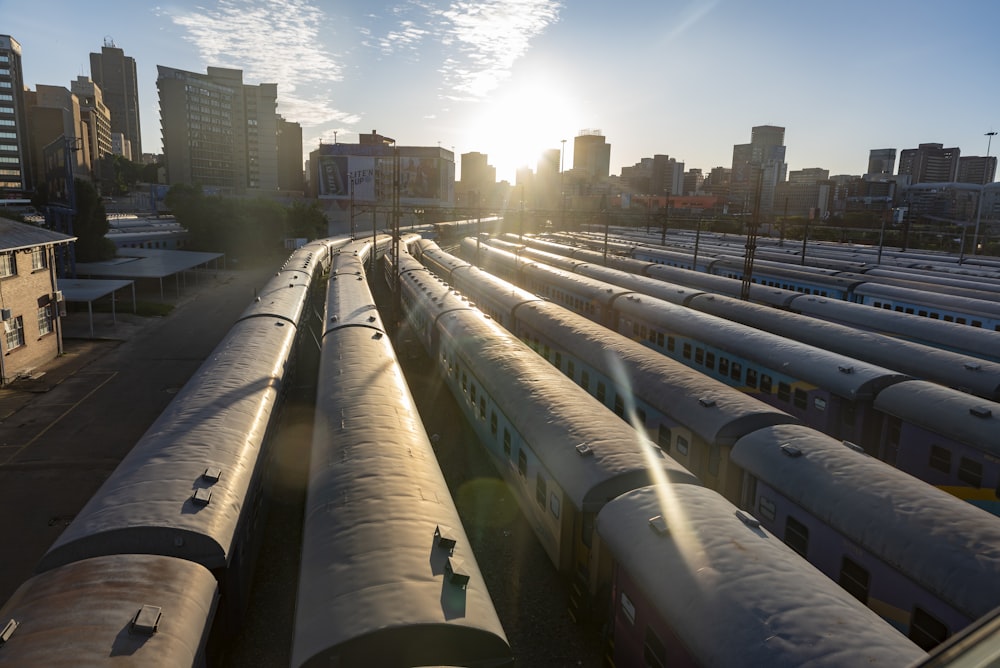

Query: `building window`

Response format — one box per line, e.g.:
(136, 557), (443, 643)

(30, 247), (46, 271)
(0, 251), (14, 277)
(784, 515), (809, 558)
(4, 314), (24, 351)
(839, 557), (870, 604)
(37, 305), (53, 336)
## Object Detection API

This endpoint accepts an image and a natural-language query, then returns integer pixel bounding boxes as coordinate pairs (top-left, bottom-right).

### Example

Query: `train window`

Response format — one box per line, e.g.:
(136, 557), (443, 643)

(643, 627), (667, 668)
(656, 332), (664, 347)
(517, 449), (527, 478)
(667, 336), (675, 352)
(614, 395), (625, 417)
(581, 371), (590, 392)
(730, 361), (742, 381)
(778, 382), (791, 403)
(972, 320), (983, 328)
(887, 416), (901, 445)
(633, 321), (640, 337)
(958, 457), (983, 488)
(675, 435), (689, 456)
(760, 374), (773, 393)
(535, 474), (547, 507)
(895, 306), (903, 312)
(956, 317), (966, 325)
(930, 312), (940, 319)
(682, 342), (692, 359)
(918, 310), (928, 317)
(550, 492), (560, 519)
(567, 360), (575, 381)
(479, 397), (486, 420)
(909, 607), (950, 651)
(839, 557), (870, 604)
(647, 328), (655, 344)
(543, 344), (550, 360)
(503, 429), (511, 458)
(929, 445), (952, 474)
(719, 357), (729, 376)
(554, 352), (562, 370)
(705, 352), (716, 370)
(658, 426), (671, 452)
(905, 308), (914, 315)
(695, 347), (705, 365)
(490, 411), (498, 436)
(757, 495), (776, 521)
(746, 368), (758, 388)
(597, 382), (606, 403)
(884, 304), (893, 311)
(462, 372), (467, 393)
(636, 408), (646, 426)
(471, 384), (477, 404)
(793, 389), (808, 410)
(784, 516), (809, 558)
(943, 315), (954, 322)
(640, 325), (647, 340)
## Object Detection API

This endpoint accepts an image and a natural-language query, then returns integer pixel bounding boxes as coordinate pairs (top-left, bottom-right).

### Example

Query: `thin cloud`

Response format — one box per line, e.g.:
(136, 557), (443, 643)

(162, 0), (356, 127)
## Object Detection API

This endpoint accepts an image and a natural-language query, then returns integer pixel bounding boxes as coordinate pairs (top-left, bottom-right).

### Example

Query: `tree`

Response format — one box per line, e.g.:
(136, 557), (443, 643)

(73, 178), (116, 261)
(286, 200), (328, 239)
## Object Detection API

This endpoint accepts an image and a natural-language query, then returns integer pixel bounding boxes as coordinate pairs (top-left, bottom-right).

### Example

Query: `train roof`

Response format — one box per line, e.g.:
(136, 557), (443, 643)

(612, 295), (908, 400)
(689, 293), (1000, 401)
(517, 301), (798, 445)
(851, 283), (1000, 318)
(238, 271), (312, 323)
(730, 424), (1000, 621)
(324, 244), (384, 335)
(37, 317), (297, 573)
(596, 486), (926, 667)
(789, 296), (1000, 363)
(435, 308), (701, 512)
(0, 554), (218, 667)
(293, 325), (510, 668)
(873, 381), (1000, 453)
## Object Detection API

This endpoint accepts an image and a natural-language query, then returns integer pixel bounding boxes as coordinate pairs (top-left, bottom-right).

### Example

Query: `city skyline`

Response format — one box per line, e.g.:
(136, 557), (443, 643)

(5, 0), (999, 183)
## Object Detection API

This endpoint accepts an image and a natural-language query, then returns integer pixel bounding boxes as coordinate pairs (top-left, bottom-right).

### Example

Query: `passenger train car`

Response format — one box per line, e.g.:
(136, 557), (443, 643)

(291, 239), (510, 667)
(0, 235), (355, 664)
(393, 248), (929, 665)
(466, 237), (1000, 517)
(412, 239), (1000, 646)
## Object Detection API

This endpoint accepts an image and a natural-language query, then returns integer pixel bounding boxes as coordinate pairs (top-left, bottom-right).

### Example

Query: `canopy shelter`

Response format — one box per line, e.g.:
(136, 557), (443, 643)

(58, 279), (135, 337)
(75, 248), (224, 300)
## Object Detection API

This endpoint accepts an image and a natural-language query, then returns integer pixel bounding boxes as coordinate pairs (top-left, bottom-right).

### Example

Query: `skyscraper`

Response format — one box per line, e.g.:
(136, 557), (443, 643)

(867, 149), (896, 176)
(90, 40), (141, 160)
(731, 125), (786, 215)
(0, 35), (32, 195)
(898, 143), (960, 184)
(573, 130), (611, 180)
(157, 65), (279, 193)
(957, 156), (997, 185)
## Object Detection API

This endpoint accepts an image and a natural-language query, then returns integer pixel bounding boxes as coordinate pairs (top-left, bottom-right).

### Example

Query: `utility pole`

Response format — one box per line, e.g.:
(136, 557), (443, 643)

(740, 167), (763, 301)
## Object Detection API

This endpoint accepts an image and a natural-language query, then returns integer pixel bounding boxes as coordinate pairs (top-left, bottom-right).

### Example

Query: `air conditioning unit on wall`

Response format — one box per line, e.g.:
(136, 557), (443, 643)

(0, 308), (10, 321)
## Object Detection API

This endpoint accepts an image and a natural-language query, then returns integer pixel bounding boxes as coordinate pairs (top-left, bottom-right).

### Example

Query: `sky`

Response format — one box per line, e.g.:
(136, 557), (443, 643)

(4, 0), (1000, 183)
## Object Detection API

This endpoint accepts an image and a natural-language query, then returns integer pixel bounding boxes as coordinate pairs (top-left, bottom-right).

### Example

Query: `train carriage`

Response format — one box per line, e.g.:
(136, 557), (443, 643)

(292, 239), (511, 668)
(853, 282), (1000, 331)
(731, 424), (1000, 649)
(873, 380), (1000, 515)
(0, 555), (219, 667)
(595, 486), (927, 668)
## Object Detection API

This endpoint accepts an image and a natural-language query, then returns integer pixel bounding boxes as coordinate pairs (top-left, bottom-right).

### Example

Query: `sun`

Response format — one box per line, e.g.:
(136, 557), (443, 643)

(465, 75), (583, 183)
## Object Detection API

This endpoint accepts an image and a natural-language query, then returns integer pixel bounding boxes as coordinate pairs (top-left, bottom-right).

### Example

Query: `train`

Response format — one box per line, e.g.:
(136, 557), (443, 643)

(290, 237), (511, 667)
(391, 246), (931, 665)
(0, 235), (354, 664)
(460, 236), (1000, 517)
(410, 237), (1000, 646)
(560, 230), (1000, 331)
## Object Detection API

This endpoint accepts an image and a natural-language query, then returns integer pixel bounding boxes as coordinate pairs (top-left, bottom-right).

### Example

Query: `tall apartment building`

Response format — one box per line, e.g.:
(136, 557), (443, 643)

(898, 143), (960, 184)
(0, 35), (32, 196)
(459, 151), (496, 199)
(157, 65), (279, 193)
(957, 156), (997, 185)
(25, 85), (90, 191)
(276, 116), (303, 192)
(867, 148), (896, 175)
(731, 125), (787, 215)
(70, 77), (112, 179)
(90, 41), (141, 160)
(573, 130), (611, 180)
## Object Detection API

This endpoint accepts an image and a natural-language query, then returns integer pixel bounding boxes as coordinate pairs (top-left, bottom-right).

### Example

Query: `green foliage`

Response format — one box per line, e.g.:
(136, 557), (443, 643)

(73, 178), (116, 262)
(286, 199), (329, 239)
(165, 185), (299, 260)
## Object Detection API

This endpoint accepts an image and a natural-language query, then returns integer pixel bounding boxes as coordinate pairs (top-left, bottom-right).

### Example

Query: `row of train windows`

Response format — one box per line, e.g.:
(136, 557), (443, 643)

(758, 497), (949, 651)
(870, 300), (986, 328)
(929, 445), (987, 489)
(755, 277), (831, 297)
(541, 285), (597, 316)
(634, 323), (812, 410)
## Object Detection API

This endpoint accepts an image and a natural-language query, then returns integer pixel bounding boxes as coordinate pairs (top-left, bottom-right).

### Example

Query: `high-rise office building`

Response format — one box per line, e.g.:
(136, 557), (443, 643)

(898, 143), (960, 183)
(867, 149), (896, 175)
(276, 116), (303, 192)
(157, 65), (279, 193)
(90, 40), (141, 160)
(957, 156), (997, 185)
(71, 77), (113, 174)
(0, 35), (32, 195)
(573, 130), (611, 180)
(25, 85), (90, 189)
(731, 125), (787, 215)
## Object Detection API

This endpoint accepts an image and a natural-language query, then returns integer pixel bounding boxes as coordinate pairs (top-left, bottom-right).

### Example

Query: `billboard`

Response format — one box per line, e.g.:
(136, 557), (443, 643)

(314, 146), (454, 207)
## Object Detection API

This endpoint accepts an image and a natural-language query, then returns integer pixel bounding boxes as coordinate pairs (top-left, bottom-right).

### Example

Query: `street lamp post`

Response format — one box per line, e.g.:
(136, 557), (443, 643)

(971, 131), (997, 257)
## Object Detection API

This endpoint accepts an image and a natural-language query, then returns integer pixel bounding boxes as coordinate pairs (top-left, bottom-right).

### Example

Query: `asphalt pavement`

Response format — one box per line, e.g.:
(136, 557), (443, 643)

(0, 261), (279, 606)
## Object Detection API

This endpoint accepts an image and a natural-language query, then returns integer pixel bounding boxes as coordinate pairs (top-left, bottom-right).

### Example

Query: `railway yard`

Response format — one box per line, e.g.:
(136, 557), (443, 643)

(2, 225), (1000, 666)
